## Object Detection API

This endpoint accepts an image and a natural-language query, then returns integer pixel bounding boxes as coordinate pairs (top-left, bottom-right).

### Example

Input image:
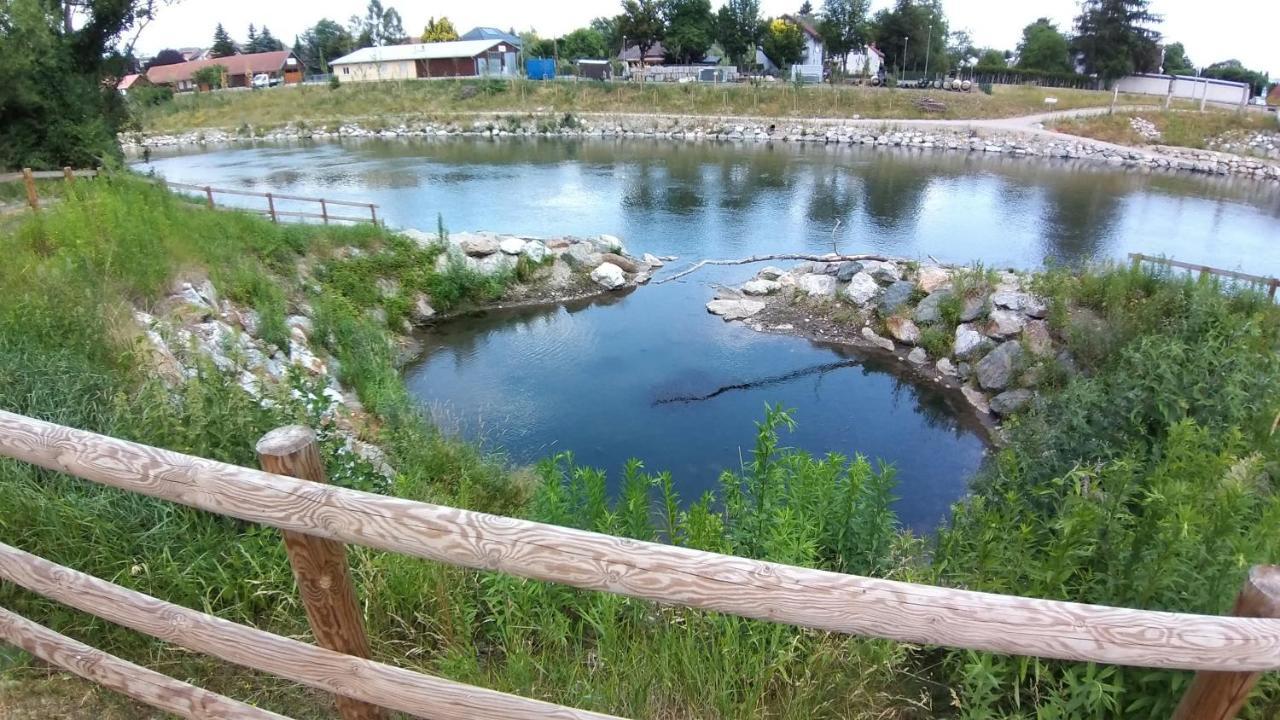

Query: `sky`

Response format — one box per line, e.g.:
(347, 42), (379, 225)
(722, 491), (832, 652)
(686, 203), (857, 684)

(134, 0), (1280, 78)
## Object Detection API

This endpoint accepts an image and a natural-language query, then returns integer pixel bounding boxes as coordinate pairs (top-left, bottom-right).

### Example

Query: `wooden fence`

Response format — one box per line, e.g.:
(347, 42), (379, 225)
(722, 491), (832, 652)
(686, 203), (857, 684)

(1130, 253), (1280, 299)
(0, 408), (1277, 719)
(0, 168), (379, 225)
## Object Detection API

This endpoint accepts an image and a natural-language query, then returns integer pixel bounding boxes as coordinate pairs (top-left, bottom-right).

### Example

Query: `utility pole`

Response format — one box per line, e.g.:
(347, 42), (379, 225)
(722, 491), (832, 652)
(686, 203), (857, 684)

(923, 24), (931, 79)
(902, 35), (908, 78)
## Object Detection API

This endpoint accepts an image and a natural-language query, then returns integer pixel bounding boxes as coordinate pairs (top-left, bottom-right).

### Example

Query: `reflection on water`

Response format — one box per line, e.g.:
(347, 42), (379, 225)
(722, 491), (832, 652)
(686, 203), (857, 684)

(137, 137), (1280, 531)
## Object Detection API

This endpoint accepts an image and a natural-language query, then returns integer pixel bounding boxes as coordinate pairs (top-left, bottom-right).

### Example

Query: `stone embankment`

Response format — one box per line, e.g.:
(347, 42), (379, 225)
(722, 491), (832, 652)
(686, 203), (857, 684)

(120, 112), (1280, 183)
(707, 258), (1071, 433)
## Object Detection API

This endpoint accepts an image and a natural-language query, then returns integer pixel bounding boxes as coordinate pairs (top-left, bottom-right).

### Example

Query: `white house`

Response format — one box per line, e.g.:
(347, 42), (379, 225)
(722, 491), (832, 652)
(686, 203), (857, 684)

(785, 15), (884, 79)
(330, 39), (517, 83)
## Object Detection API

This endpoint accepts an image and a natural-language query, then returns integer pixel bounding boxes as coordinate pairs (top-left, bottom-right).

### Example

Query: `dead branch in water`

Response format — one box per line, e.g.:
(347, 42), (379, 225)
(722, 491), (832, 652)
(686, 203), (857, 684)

(654, 253), (892, 285)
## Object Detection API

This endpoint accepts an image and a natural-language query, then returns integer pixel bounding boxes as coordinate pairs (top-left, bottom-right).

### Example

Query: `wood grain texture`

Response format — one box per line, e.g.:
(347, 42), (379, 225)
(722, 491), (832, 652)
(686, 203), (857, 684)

(257, 426), (386, 720)
(0, 542), (621, 720)
(0, 606), (290, 720)
(1171, 566), (1280, 720)
(3, 409), (1280, 672)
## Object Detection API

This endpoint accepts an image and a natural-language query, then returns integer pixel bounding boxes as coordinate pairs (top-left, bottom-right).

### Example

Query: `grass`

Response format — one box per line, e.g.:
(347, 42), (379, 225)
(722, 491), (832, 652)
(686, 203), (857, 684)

(1052, 109), (1279, 151)
(4, 177), (1280, 718)
(130, 79), (1174, 135)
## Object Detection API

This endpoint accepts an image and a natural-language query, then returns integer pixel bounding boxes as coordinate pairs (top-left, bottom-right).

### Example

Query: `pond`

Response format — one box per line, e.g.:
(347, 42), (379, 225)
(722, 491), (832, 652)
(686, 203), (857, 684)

(138, 138), (1280, 531)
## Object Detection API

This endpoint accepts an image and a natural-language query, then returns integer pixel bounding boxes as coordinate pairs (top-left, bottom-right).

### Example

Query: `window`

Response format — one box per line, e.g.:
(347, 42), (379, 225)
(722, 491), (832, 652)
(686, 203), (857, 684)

(343, 67), (349, 75)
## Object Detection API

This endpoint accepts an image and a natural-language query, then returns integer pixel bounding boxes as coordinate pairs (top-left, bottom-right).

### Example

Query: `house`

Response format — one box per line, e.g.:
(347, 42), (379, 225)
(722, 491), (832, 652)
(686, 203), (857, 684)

(177, 47), (210, 62)
(460, 27), (522, 49)
(621, 42), (670, 69)
(330, 40), (517, 82)
(116, 73), (152, 95)
(784, 14), (884, 77)
(146, 50), (301, 92)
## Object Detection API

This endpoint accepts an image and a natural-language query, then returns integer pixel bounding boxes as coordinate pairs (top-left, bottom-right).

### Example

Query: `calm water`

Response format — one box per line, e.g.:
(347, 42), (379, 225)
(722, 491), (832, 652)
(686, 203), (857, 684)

(139, 138), (1280, 530)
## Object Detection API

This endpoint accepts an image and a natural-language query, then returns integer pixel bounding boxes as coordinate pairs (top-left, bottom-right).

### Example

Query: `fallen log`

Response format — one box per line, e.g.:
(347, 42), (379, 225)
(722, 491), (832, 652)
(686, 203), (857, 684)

(654, 253), (892, 285)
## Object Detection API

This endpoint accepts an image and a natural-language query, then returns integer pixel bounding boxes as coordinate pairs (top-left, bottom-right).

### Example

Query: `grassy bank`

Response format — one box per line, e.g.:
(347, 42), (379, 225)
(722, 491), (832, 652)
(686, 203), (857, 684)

(131, 79), (1169, 135)
(1052, 109), (1278, 151)
(2, 178), (1280, 718)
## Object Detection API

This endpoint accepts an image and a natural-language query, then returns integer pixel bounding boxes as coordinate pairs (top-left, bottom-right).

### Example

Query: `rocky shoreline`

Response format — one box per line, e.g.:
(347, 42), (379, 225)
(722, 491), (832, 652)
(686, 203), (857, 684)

(121, 112), (1280, 183)
(704, 257), (1074, 442)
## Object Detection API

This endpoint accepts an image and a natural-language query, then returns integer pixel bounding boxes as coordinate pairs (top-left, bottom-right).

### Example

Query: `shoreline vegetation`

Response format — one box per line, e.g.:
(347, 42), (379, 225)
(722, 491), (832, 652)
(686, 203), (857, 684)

(3, 176), (1280, 718)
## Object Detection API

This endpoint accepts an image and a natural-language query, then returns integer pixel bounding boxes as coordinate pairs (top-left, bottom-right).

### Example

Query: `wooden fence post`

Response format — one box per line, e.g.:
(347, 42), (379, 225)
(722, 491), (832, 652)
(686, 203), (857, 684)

(205, 186), (215, 209)
(1130, 253), (1142, 272)
(320, 199), (329, 224)
(256, 426), (387, 720)
(62, 167), (74, 184)
(22, 168), (38, 211)
(1172, 566), (1280, 720)
(368, 204), (378, 226)
(1268, 279), (1278, 301)
(266, 193), (278, 223)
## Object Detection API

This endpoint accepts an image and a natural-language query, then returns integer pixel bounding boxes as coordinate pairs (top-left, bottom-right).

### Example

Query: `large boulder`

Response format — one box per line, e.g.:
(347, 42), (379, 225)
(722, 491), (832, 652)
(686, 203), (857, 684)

(499, 237), (527, 255)
(878, 281), (917, 313)
(990, 389), (1034, 416)
(457, 234), (499, 257)
(741, 279), (781, 296)
(400, 228), (437, 247)
(843, 272), (882, 306)
(936, 357), (958, 377)
(642, 253), (664, 267)
(954, 323), (994, 360)
(411, 294), (436, 323)
(907, 347), (928, 365)
(757, 266), (786, 280)
(985, 309), (1027, 338)
(914, 289), (953, 324)
(797, 274), (838, 297)
(521, 240), (547, 263)
(601, 252), (639, 273)
(590, 262), (627, 290)
(596, 234), (626, 254)
(861, 327), (895, 351)
(959, 293), (987, 322)
(564, 243), (603, 268)
(975, 341), (1023, 391)
(885, 316), (921, 344)
(469, 253), (516, 276)
(706, 298), (765, 320)
(991, 290), (1048, 318)
(1022, 319), (1053, 356)
(961, 385), (991, 414)
(862, 260), (901, 283)
(835, 261), (864, 282)
(917, 265), (952, 293)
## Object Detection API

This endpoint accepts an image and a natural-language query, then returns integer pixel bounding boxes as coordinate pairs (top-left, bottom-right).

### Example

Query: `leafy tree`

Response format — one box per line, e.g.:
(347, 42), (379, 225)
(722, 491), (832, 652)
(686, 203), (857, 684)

(559, 27), (609, 60)
(869, 0), (947, 74)
(1074, 0), (1161, 81)
(210, 23), (237, 57)
(299, 19), (353, 74)
(1016, 18), (1071, 73)
(945, 29), (975, 68)
(1201, 59), (1270, 96)
(715, 0), (761, 70)
(191, 64), (225, 90)
(590, 16), (624, 55)
(661, 0), (715, 64)
(618, 0), (664, 62)
(421, 17), (458, 43)
(0, 0), (159, 169)
(146, 48), (186, 68)
(976, 48), (1007, 68)
(819, 0), (870, 74)
(253, 26), (284, 53)
(246, 24), (257, 51)
(1161, 41), (1193, 75)
(351, 0), (405, 48)
(798, 0), (813, 14)
(761, 17), (804, 69)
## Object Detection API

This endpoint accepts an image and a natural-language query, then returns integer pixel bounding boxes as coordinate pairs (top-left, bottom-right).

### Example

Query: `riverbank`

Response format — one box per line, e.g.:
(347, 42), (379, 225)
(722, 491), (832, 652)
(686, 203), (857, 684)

(1050, 109), (1280, 159)
(121, 109), (1280, 183)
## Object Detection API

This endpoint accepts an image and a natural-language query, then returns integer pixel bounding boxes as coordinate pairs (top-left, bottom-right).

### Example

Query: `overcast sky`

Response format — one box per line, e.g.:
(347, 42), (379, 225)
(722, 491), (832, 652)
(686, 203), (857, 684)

(135, 0), (1279, 77)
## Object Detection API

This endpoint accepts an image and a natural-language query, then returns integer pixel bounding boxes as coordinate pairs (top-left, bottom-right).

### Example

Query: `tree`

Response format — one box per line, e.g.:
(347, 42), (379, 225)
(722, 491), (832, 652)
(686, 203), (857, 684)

(1202, 59), (1270, 96)
(246, 23), (258, 52)
(819, 0), (870, 74)
(1016, 18), (1071, 73)
(254, 26), (284, 53)
(421, 17), (458, 43)
(798, 0), (813, 14)
(661, 0), (715, 64)
(715, 0), (761, 70)
(351, 0), (404, 48)
(559, 27), (609, 60)
(945, 29), (975, 68)
(1074, 0), (1161, 81)
(870, 0), (947, 75)
(299, 19), (353, 74)
(761, 17), (804, 69)
(146, 48), (186, 68)
(210, 23), (236, 57)
(976, 48), (1006, 68)
(191, 64), (225, 90)
(618, 0), (664, 62)
(590, 16), (624, 55)
(1161, 41), (1193, 75)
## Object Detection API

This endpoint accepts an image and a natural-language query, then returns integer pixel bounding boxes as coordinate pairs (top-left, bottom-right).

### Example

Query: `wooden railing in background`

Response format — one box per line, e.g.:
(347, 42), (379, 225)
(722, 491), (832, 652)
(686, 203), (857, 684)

(0, 168), (100, 211)
(0, 410), (1278, 719)
(1131, 252), (1280, 300)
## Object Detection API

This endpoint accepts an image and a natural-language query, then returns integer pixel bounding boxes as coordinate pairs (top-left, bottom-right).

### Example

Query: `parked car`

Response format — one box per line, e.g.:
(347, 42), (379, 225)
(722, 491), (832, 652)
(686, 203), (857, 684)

(251, 73), (281, 89)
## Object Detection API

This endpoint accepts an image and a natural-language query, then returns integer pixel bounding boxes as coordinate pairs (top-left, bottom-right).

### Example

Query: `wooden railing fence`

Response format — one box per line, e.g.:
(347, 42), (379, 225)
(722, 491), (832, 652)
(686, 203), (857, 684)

(0, 410), (1278, 719)
(1130, 252), (1280, 300)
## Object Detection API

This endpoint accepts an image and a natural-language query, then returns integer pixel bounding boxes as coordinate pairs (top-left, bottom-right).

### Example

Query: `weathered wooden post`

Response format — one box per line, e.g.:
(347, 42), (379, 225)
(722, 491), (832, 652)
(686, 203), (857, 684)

(1268, 279), (1277, 301)
(205, 186), (215, 209)
(1171, 566), (1280, 720)
(266, 193), (278, 223)
(1130, 253), (1143, 272)
(320, 199), (329, 225)
(22, 168), (38, 211)
(368, 204), (378, 226)
(62, 167), (74, 184)
(256, 426), (387, 720)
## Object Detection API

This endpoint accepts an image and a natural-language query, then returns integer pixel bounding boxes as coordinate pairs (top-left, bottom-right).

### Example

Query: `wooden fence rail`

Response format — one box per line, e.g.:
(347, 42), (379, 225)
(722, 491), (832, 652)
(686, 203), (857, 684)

(1130, 253), (1280, 299)
(0, 408), (1278, 718)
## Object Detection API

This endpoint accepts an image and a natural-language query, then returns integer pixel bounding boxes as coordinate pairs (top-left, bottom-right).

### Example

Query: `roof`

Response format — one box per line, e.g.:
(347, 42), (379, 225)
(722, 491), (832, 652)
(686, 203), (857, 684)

(620, 42), (668, 62)
(786, 15), (822, 39)
(460, 27), (522, 46)
(330, 40), (507, 66)
(117, 74), (146, 90)
(146, 50), (293, 84)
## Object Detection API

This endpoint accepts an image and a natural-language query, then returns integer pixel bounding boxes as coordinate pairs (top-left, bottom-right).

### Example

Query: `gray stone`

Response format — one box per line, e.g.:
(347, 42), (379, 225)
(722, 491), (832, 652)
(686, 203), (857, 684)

(521, 240), (547, 263)
(400, 228), (437, 247)
(741, 279), (781, 296)
(195, 279), (219, 308)
(907, 347), (928, 365)
(863, 260), (901, 283)
(843, 272), (882, 306)
(564, 243), (603, 269)
(706, 298), (766, 320)
(642, 253), (664, 267)
(596, 234), (626, 254)
(470, 253), (516, 276)
(499, 237), (527, 255)
(600, 252), (639, 273)
(375, 277), (400, 298)
(914, 289), (953, 324)
(835, 261), (864, 281)
(458, 234), (499, 257)
(590, 262), (627, 290)
(991, 290), (1029, 311)
(757, 266), (786, 280)
(286, 315), (314, 339)
(961, 385), (991, 414)
(861, 326), (895, 351)
(797, 274), (839, 297)
(878, 281), (917, 313)
(990, 389), (1034, 416)
(936, 357), (958, 377)
(1023, 295), (1049, 318)
(985, 309), (1027, 338)
(954, 323), (994, 360)
(959, 293), (987, 322)
(1022, 319), (1053, 356)
(917, 265), (952, 293)
(976, 341), (1023, 391)
(885, 316), (921, 344)
(411, 294), (436, 323)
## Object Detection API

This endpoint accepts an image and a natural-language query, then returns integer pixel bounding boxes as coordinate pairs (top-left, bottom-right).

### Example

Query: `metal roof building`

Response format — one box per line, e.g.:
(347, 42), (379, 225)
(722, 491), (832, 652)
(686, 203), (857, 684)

(330, 40), (517, 82)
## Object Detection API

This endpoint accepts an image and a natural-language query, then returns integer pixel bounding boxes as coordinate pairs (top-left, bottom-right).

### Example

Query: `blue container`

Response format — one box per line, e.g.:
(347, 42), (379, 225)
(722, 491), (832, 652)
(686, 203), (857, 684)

(526, 58), (557, 81)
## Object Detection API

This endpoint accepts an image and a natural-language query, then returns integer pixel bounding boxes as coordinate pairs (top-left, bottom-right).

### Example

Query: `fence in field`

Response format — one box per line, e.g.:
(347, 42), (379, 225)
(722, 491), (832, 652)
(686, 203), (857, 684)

(1130, 253), (1280, 300)
(0, 410), (1278, 719)
(0, 168), (380, 226)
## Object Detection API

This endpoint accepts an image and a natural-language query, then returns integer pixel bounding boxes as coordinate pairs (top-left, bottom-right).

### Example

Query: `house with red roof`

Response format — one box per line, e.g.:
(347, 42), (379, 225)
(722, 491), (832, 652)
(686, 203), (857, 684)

(146, 50), (301, 92)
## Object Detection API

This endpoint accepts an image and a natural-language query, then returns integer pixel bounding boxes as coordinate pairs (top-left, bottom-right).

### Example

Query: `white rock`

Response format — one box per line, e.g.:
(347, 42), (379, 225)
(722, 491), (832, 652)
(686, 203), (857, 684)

(843, 272), (882, 306)
(706, 298), (765, 320)
(596, 234), (626, 254)
(961, 385), (991, 414)
(885, 316), (921, 344)
(861, 326), (895, 352)
(400, 228), (438, 247)
(642, 253), (664, 267)
(985, 309), (1027, 338)
(907, 347), (928, 365)
(917, 265), (952, 293)
(757, 266), (786, 280)
(412, 295), (436, 323)
(862, 260), (901, 283)
(521, 240), (547, 263)
(954, 323), (993, 360)
(936, 357), (958, 377)
(741, 279), (781, 296)
(797, 274), (838, 297)
(590, 262), (627, 290)
(499, 237), (527, 255)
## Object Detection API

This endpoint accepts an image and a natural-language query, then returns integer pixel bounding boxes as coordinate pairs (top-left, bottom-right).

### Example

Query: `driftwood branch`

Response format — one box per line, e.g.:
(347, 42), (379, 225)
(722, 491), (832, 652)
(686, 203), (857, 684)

(654, 253), (892, 285)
